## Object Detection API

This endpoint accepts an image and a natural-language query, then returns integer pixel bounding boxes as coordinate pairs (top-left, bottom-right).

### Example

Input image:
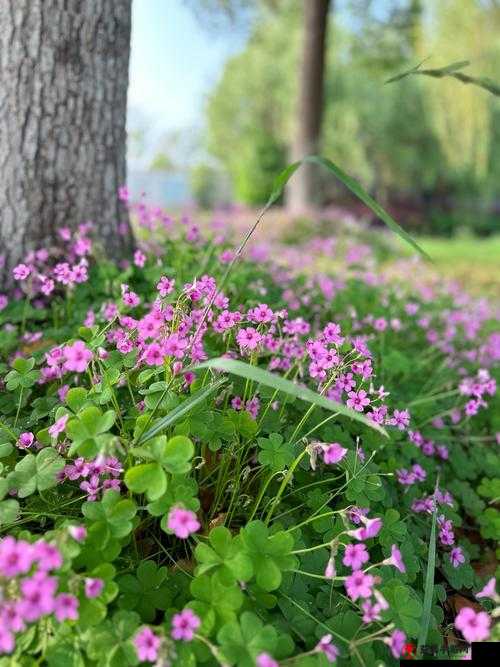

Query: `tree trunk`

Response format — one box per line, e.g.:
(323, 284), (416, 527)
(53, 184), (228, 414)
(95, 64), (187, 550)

(286, 0), (331, 216)
(0, 0), (133, 287)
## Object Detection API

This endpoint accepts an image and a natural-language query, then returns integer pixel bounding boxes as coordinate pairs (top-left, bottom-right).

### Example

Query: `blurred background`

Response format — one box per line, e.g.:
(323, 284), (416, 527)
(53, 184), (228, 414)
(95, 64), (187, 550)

(127, 0), (500, 239)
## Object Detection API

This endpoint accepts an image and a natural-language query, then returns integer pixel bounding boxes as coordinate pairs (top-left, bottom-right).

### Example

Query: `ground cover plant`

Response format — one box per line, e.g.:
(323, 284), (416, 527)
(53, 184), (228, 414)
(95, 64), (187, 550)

(0, 188), (499, 666)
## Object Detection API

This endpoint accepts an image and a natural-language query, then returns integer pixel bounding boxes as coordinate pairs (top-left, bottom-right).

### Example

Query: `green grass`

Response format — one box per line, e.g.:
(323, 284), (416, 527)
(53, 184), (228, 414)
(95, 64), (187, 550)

(405, 235), (500, 296)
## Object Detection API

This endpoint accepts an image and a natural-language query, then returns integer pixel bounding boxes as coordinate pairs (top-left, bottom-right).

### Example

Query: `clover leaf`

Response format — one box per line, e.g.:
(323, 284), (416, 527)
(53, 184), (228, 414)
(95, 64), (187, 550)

(118, 560), (171, 622)
(189, 574), (243, 630)
(239, 521), (297, 591)
(217, 611), (288, 667)
(8, 447), (64, 497)
(82, 490), (137, 540)
(85, 610), (140, 667)
(381, 581), (423, 637)
(257, 433), (295, 472)
(66, 406), (116, 457)
(195, 526), (253, 586)
(124, 463), (167, 501)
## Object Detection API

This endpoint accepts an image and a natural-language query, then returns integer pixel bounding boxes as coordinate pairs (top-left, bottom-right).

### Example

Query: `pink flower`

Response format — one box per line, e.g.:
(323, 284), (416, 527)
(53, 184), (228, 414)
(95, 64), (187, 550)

(449, 546), (465, 568)
(348, 516), (383, 541)
(383, 544), (406, 573)
(144, 342), (165, 366)
(17, 431), (35, 449)
(0, 601), (25, 633)
(476, 577), (498, 601)
(53, 593), (79, 622)
(322, 442), (348, 465)
(346, 390), (370, 412)
(167, 507), (200, 539)
(63, 340), (92, 373)
(134, 627), (161, 662)
(236, 327), (262, 351)
(324, 557), (336, 579)
(19, 574), (57, 621)
(0, 627), (14, 655)
(48, 414), (69, 439)
(13, 264), (31, 281)
(0, 536), (34, 577)
(315, 634), (339, 663)
(33, 540), (63, 571)
(345, 571), (375, 600)
(123, 291), (140, 307)
(361, 600), (382, 623)
(455, 607), (491, 643)
(0, 294), (8, 311)
(68, 525), (87, 542)
(157, 276), (175, 296)
(343, 543), (369, 571)
(257, 653), (279, 667)
(133, 250), (146, 267)
(171, 608), (201, 641)
(84, 578), (104, 598)
(385, 629), (406, 658)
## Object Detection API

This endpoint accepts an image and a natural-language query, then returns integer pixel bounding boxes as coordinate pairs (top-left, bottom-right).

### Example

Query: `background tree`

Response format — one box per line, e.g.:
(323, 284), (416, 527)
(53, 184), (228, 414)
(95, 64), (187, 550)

(286, 0), (331, 215)
(0, 0), (133, 286)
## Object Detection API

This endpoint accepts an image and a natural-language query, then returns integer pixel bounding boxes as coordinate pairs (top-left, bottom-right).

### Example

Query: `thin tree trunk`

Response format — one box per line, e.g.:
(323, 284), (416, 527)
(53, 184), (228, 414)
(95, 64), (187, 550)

(0, 0), (133, 288)
(286, 0), (331, 216)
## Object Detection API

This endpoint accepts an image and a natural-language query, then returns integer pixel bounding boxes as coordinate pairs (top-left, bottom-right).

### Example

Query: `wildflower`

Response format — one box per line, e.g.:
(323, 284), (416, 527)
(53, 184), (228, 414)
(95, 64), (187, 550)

(345, 571), (375, 600)
(48, 414), (69, 439)
(324, 557), (336, 579)
(449, 546), (465, 568)
(0, 536), (34, 577)
(17, 431), (35, 449)
(63, 340), (92, 373)
(476, 577), (498, 602)
(361, 600), (382, 623)
(389, 409), (410, 430)
(346, 390), (370, 412)
(256, 653), (279, 667)
(134, 250), (146, 267)
(33, 541), (63, 571)
(0, 627), (14, 655)
(134, 627), (161, 662)
(144, 342), (165, 366)
(231, 396), (243, 410)
(343, 544), (369, 571)
(171, 608), (201, 641)
(122, 290), (140, 307)
(157, 276), (175, 296)
(13, 264), (31, 280)
(385, 629), (406, 658)
(53, 593), (79, 622)
(236, 327), (262, 351)
(68, 525), (87, 542)
(19, 574), (58, 621)
(348, 516), (382, 540)
(383, 545), (406, 573)
(84, 578), (104, 598)
(315, 634), (339, 663)
(322, 442), (348, 465)
(167, 507), (200, 539)
(455, 607), (491, 643)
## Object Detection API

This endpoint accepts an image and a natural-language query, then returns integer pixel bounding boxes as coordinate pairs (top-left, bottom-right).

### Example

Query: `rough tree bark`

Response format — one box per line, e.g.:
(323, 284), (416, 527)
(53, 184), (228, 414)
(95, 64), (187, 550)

(286, 0), (331, 216)
(0, 0), (133, 287)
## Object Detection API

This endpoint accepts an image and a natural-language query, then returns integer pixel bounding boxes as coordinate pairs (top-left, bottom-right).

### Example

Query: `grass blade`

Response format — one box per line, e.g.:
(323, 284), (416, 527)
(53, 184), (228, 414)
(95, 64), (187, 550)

(417, 475), (440, 654)
(195, 357), (387, 436)
(264, 156), (431, 261)
(137, 377), (227, 444)
(387, 59), (500, 97)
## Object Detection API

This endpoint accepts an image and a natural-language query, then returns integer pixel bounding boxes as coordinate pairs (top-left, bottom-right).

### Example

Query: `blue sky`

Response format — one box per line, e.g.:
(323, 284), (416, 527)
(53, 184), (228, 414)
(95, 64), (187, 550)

(128, 0), (248, 134)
